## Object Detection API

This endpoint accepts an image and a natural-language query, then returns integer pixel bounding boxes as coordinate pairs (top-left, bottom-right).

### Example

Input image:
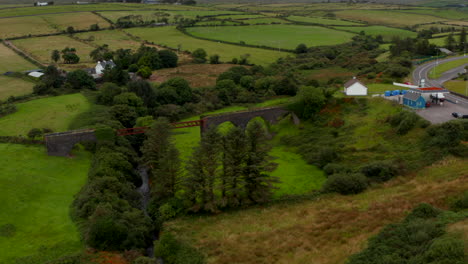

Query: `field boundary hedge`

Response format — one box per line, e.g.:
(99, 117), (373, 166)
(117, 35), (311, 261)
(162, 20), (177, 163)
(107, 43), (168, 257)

(0, 136), (44, 145)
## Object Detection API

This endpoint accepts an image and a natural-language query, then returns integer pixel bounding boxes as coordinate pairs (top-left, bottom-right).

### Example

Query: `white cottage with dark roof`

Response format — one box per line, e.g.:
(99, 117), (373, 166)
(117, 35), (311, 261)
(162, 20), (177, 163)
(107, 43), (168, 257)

(95, 60), (116, 75)
(344, 77), (368, 96)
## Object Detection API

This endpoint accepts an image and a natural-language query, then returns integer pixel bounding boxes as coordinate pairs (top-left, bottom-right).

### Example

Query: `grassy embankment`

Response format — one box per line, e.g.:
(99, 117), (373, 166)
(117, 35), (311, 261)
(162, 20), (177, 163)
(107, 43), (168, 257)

(0, 93), (91, 136)
(0, 43), (36, 73)
(445, 80), (468, 95)
(162, 98), (468, 264)
(0, 144), (91, 264)
(125, 26), (290, 66)
(0, 76), (34, 100)
(428, 57), (468, 79)
(185, 25), (356, 50)
(173, 97), (325, 197)
(334, 10), (445, 27)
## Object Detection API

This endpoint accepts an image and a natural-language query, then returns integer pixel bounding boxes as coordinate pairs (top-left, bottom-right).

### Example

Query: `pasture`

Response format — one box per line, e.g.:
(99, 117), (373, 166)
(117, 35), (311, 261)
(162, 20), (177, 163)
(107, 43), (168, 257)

(185, 25), (356, 50)
(125, 26), (290, 65)
(0, 16), (56, 39)
(0, 3), (143, 17)
(334, 10), (445, 27)
(428, 58), (468, 79)
(238, 18), (288, 25)
(75, 30), (143, 51)
(0, 93), (91, 136)
(41, 12), (111, 31)
(0, 144), (90, 264)
(444, 80), (468, 95)
(334, 26), (417, 41)
(12, 35), (95, 65)
(0, 44), (36, 73)
(0, 76), (34, 100)
(428, 36), (448, 46)
(395, 9), (468, 20)
(99, 10), (244, 23)
(286, 15), (363, 26)
(196, 20), (241, 26)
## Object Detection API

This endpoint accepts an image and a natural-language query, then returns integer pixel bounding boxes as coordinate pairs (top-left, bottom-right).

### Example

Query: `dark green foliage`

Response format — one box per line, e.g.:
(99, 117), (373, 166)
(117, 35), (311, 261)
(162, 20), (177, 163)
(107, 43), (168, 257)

(289, 86), (327, 119)
(360, 160), (400, 182)
(27, 128), (43, 139)
(89, 23), (100, 31)
(62, 53), (80, 64)
(97, 82), (122, 105)
(0, 103), (17, 117)
(0, 223), (16, 238)
(424, 121), (465, 150)
(158, 50), (178, 68)
(389, 110), (422, 135)
(110, 104), (138, 127)
(306, 147), (339, 168)
(113, 92), (144, 107)
(154, 233), (205, 264)
(102, 66), (129, 85)
(209, 54), (220, 64)
(127, 80), (158, 108)
(215, 79), (239, 105)
(51, 49), (60, 63)
(128, 64), (139, 73)
(450, 191), (468, 211)
(66, 70), (96, 90)
(404, 203), (442, 222)
(90, 44), (113, 62)
(295, 43), (308, 54)
(323, 163), (349, 176)
(323, 173), (368, 195)
(192, 48), (207, 63)
(423, 235), (465, 264)
(158, 77), (193, 105)
(42, 65), (65, 88)
(273, 76), (299, 96)
(94, 126), (116, 142)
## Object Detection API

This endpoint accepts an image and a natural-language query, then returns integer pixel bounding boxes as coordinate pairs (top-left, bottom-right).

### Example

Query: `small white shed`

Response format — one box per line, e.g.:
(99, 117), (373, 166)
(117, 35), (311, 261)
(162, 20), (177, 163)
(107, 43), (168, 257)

(344, 78), (368, 96)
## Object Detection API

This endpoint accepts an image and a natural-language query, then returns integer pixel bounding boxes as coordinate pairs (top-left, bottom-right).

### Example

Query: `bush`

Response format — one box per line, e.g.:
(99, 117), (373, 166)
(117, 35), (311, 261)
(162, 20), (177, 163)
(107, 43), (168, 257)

(405, 203), (441, 222)
(209, 54), (220, 64)
(133, 256), (157, 264)
(0, 103), (17, 117)
(137, 66), (152, 79)
(450, 191), (468, 211)
(388, 111), (421, 135)
(323, 173), (368, 195)
(154, 233), (205, 264)
(323, 163), (350, 176)
(128, 64), (139, 73)
(306, 146), (339, 168)
(27, 128), (43, 139)
(192, 48), (207, 63)
(360, 160), (400, 182)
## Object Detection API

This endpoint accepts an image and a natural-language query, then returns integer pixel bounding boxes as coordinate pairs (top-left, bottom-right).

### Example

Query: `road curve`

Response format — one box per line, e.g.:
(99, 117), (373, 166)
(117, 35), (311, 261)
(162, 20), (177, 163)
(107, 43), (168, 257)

(412, 55), (467, 88)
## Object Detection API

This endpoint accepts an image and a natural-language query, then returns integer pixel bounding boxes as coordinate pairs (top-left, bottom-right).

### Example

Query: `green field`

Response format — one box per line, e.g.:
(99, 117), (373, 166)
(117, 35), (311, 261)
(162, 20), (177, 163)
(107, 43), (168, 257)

(444, 80), (468, 95)
(75, 30), (143, 51)
(0, 44), (36, 73)
(396, 9), (468, 20)
(196, 20), (241, 26)
(429, 36), (448, 46)
(186, 25), (356, 50)
(367, 83), (400, 93)
(0, 93), (91, 136)
(334, 26), (417, 41)
(238, 18), (288, 24)
(0, 16), (56, 39)
(286, 15), (363, 26)
(0, 76), (34, 100)
(0, 3), (144, 17)
(215, 14), (264, 20)
(0, 143), (90, 264)
(125, 26), (290, 65)
(41, 12), (111, 31)
(428, 58), (468, 79)
(99, 10), (243, 23)
(334, 10), (445, 27)
(13, 35), (95, 65)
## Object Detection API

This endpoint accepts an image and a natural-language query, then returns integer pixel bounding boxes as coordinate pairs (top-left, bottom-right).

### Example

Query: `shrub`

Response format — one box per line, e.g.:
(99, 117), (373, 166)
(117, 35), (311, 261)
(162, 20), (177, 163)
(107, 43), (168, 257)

(27, 128), (43, 139)
(0, 103), (17, 117)
(307, 146), (339, 168)
(360, 160), (400, 182)
(128, 64), (139, 73)
(450, 191), (468, 211)
(154, 233), (205, 264)
(137, 66), (152, 79)
(133, 256), (157, 264)
(192, 48), (207, 63)
(209, 54), (220, 64)
(404, 203), (441, 222)
(323, 163), (350, 176)
(323, 173), (368, 195)
(388, 111), (420, 135)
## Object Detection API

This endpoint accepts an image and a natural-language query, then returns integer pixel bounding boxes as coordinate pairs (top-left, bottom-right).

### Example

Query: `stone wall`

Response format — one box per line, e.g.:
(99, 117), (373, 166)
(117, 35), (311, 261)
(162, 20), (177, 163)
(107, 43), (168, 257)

(45, 129), (96, 157)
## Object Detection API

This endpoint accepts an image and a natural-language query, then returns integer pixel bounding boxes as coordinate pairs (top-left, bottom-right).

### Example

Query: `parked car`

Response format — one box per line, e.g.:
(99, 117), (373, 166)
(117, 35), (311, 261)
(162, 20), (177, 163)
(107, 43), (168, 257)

(452, 112), (468, 119)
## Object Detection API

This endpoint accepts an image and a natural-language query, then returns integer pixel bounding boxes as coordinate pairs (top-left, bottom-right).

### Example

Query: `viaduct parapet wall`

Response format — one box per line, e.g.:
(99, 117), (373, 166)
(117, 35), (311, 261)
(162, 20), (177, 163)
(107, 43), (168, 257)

(45, 129), (96, 157)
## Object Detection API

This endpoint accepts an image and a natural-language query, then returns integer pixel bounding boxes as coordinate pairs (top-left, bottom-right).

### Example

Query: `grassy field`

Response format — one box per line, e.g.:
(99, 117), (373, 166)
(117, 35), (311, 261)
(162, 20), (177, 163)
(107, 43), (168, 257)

(215, 14), (264, 20)
(0, 76), (34, 100)
(395, 9), (468, 20)
(41, 12), (111, 31)
(164, 155), (468, 264)
(0, 93), (91, 136)
(0, 143), (91, 264)
(444, 21), (468, 26)
(334, 10), (445, 27)
(429, 36), (448, 46)
(444, 80), (468, 95)
(186, 25), (356, 50)
(125, 26), (290, 65)
(300, 66), (355, 83)
(150, 64), (237, 87)
(286, 15), (363, 26)
(75, 30), (143, 51)
(196, 20), (241, 26)
(0, 3), (144, 17)
(0, 16), (56, 39)
(12, 35), (95, 65)
(99, 10), (244, 23)
(238, 17), (288, 25)
(367, 83), (401, 93)
(334, 26), (417, 41)
(428, 58), (468, 79)
(0, 44), (36, 73)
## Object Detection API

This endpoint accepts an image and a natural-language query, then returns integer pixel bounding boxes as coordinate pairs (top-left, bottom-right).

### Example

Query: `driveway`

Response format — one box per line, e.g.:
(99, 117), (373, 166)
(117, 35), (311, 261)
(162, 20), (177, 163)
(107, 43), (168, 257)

(415, 101), (468, 124)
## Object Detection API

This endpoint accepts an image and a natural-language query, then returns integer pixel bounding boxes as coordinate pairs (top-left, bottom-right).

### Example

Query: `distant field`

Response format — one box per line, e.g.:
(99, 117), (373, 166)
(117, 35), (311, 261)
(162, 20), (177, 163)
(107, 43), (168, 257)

(196, 20), (240, 26)
(238, 17), (288, 24)
(429, 36), (448, 46)
(0, 44), (36, 73)
(443, 21), (468, 27)
(0, 76), (34, 100)
(0, 16), (56, 39)
(99, 10), (244, 23)
(0, 3), (142, 17)
(334, 26), (417, 41)
(215, 14), (264, 20)
(286, 15), (363, 26)
(41, 12), (111, 31)
(395, 9), (468, 20)
(151, 64), (237, 87)
(0, 93), (91, 136)
(334, 10), (445, 27)
(13, 35), (95, 65)
(444, 80), (468, 95)
(125, 26), (290, 65)
(186, 25), (356, 50)
(75, 30), (142, 51)
(428, 58), (468, 79)
(0, 143), (90, 264)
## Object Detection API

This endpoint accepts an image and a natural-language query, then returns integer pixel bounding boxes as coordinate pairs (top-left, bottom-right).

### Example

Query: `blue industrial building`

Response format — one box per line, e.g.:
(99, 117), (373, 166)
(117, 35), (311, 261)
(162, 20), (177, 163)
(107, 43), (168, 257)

(403, 92), (426, 109)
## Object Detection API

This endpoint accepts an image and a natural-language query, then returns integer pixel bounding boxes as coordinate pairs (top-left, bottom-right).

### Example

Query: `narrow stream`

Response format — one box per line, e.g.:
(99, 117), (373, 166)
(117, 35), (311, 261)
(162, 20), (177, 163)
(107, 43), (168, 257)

(137, 166), (156, 258)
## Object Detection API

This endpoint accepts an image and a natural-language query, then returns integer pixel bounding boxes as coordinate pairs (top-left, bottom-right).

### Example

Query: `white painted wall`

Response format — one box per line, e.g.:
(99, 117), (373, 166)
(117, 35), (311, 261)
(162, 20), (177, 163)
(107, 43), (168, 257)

(95, 62), (105, 75)
(345, 83), (368, 96)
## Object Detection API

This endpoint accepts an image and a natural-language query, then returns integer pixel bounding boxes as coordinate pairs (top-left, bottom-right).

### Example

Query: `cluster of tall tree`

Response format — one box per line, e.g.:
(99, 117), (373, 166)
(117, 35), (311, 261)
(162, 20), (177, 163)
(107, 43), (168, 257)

(141, 118), (279, 214)
(444, 28), (467, 52)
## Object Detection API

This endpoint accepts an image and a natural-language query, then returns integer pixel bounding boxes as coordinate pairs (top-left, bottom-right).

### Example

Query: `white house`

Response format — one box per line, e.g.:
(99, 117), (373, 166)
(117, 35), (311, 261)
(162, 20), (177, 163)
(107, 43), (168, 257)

(344, 77), (368, 96)
(36, 2), (49, 6)
(95, 60), (116, 75)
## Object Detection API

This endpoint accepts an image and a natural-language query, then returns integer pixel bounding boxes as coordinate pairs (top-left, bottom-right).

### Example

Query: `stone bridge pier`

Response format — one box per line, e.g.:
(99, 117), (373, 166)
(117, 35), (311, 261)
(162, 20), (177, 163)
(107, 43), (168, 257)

(200, 107), (292, 133)
(45, 129), (97, 157)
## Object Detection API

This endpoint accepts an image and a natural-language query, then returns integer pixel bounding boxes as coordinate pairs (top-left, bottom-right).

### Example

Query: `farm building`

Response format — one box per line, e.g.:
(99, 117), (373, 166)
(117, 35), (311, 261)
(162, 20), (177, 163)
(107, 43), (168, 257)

(403, 92), (426, 109)
(344, 77), (368, 96)
(95, 60), (116, 75)
(35, 2), (49, 6)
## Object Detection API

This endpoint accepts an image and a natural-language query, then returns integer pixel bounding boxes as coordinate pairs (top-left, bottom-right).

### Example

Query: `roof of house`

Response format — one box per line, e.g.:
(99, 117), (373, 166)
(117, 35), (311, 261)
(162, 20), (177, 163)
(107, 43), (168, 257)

(97, 60), (116, 68)
(344, 78), (366, 89)
(403, 92), (423, 101)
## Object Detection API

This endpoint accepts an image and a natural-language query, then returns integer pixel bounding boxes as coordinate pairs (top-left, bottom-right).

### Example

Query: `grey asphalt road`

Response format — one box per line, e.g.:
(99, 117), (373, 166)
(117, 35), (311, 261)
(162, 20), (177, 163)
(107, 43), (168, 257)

(412, 55), (468, 87)
(415, 101), (467, 124)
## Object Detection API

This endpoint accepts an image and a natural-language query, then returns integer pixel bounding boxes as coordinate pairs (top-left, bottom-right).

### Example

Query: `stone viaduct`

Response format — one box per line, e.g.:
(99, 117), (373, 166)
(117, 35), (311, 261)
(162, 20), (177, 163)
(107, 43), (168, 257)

(45, 107), (293, 157)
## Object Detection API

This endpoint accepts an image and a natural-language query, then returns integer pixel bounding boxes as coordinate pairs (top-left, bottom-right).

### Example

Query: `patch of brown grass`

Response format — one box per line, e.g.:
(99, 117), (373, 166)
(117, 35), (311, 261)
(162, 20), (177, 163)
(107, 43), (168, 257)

(150, 64), (238, 88)
(165, 157), (468, 264)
